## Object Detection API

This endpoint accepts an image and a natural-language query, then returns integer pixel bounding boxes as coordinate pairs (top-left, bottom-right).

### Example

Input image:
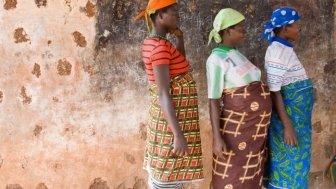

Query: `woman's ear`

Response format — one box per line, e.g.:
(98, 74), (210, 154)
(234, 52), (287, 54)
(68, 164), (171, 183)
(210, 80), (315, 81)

(157, 11), (165, 23)
(282, 26), (288, 34)
(224, 29), (231, 37)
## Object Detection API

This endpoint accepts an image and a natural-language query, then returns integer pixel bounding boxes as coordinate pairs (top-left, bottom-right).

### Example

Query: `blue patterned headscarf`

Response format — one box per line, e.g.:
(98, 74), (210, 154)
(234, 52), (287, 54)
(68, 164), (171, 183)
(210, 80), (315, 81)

(261, 7), (300, 43)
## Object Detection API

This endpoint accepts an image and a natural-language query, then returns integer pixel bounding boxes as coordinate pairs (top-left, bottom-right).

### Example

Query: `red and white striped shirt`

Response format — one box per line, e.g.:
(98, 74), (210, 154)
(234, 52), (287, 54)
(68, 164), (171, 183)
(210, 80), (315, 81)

(142, 37), (190, 84)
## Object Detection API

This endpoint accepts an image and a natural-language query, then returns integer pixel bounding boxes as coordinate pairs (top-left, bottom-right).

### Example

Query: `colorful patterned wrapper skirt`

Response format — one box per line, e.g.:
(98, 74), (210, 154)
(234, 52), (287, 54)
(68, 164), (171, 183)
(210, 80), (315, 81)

(212, 82), (272, 189)
(266, 79), (314, 189)
(144, 72), (204, 184)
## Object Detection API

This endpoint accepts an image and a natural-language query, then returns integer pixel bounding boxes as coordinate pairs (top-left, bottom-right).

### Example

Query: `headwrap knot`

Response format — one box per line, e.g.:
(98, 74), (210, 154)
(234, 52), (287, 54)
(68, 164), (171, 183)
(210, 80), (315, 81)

(208, 8), (245, 45)
(261, 7), (300, 43)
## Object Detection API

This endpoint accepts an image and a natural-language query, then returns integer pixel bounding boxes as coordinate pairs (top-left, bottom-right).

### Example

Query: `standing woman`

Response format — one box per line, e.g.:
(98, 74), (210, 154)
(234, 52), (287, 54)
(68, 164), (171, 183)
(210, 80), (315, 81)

(135, 0), (203, 188)
(207, 8), (272, 189)
(261, 7), (314, 189)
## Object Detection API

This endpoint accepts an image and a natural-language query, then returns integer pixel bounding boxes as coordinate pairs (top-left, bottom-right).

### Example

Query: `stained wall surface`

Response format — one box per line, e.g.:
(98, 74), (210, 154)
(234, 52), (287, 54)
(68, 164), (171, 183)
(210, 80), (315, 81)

(0, 0), (335, 188)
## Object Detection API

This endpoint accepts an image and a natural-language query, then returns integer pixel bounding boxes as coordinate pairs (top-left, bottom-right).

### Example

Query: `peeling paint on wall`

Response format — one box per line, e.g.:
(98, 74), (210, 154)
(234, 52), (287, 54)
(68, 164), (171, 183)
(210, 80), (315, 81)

(313, 121), (322, 133)
(14, 28), (30, 44)
(20, 86), (32, 104)
(35, 183), (48, 189)
(72, 31), (87, 47)
(132, 178), (147, 189)
(35, 0), (47, 8)
(33, 125), (43, 137)
(93, 0), (335, 188)
(125, 153), (136, 164)
(0, 155), (3, 169)
(32, 63), (41, 78)
(57, 59), (72, 76)
(3, 0), (17, 10)
(52, 96), (60, 103)
(139, 122), (147, 141)
(0, 91), (3, 103)
(89, 178), (110, 189)
(0, 0), (334, 188)
(80, 0), (96, 18)
(5, 184), (23, 189)
(116, 183), (126, 189)
(64, 0), (72, 11)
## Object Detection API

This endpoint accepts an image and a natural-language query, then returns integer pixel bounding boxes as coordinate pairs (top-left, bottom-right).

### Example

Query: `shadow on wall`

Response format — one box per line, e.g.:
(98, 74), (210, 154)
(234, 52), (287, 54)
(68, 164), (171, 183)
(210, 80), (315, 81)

(92, 0), (335, 98)
(92, 0), (336, 181)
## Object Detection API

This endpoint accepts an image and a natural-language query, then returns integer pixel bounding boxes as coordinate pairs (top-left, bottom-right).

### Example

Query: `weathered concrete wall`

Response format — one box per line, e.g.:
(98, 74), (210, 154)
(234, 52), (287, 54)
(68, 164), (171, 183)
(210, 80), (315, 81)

(0, 0), (335, 188)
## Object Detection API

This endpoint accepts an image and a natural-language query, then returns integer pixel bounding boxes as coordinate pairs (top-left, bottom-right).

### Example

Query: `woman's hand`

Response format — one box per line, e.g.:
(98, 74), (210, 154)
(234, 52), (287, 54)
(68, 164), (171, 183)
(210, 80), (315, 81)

(283, 121), (298, 146)
(209, 99), (226, 159)
(153, 65), (187, 156)
(270, 91), (298, 147)
(173, 134), (188, 157)
(170, 27), (184, 39)
(169, 27), (185, 56)
(213, 136), (227, 159)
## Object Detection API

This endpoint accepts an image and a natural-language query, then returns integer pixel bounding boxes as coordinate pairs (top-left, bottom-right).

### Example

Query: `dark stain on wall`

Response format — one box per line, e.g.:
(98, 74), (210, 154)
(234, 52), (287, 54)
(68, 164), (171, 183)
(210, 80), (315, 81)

(115, 183), (126, 189)
(41, 51), (53, 59)
(93, 0), (335, 105)
(3, 0), (17, 10)
(80, 0), (96, 17)
(0, 90), (3, 103)
(125, 153), (136, 164)
(33, 125), (43, 137)
(313, 121), (322, 133)
(95, 0), (141, 51)
(35, 0), (47, 8)
(132, 177), (147, 189)
(53, 162), (62, 171)
(6, 184), (23, 189)
(73, 31), (87, 47)
(324, 59), (336, 75)
(65, 0), (72, 11)
(89, 178), (110, 189)
(20, 86), (32, 104)
(57, 59), (72, 76)
(21, 156), (28, 170)
(103, 93), (113, 103)
(36, 183), (48, 189)
(85, 1), (147, 100)
(321, 59), (336, 114)
(0, 154), (3, 169)
(14, 28), (30, 44)
(32, 63), (41, 78)
(93, 1), (336, 173)
(139, 122), (147, 140)
(52, 96), (60, 103)
(324, 133), (336, 157)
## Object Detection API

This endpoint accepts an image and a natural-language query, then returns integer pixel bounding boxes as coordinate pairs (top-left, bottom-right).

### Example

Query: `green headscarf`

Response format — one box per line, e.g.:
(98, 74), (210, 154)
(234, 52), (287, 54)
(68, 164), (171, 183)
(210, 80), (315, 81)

(208, 8), (245, 45)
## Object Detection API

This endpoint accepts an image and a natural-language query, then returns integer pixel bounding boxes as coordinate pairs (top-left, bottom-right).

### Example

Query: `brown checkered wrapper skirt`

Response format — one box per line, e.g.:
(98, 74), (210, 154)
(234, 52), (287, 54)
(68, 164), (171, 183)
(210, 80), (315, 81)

(144, 72), (204, 183)
(212, 82), (272, 189)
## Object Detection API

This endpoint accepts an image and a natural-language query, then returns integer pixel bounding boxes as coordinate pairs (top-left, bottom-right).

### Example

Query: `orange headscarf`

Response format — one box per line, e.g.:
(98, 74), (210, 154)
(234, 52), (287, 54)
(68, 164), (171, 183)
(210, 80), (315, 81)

(135, 0), (177, 33)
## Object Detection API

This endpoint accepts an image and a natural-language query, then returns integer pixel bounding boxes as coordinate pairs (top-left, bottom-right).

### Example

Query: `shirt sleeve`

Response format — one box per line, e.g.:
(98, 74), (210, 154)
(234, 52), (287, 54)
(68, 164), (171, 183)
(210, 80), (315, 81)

(206, 54), (227, 99)
(265, 56), (290, 91)
(150, 44), (171, 66)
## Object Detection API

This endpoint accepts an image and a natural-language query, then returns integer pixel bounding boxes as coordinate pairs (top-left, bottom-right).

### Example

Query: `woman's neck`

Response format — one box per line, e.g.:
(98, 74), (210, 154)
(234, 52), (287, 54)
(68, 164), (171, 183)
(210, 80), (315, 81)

(153, 26), (168, 38)
(277, 34), (292, 43)
(220, 40), (235, 48)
